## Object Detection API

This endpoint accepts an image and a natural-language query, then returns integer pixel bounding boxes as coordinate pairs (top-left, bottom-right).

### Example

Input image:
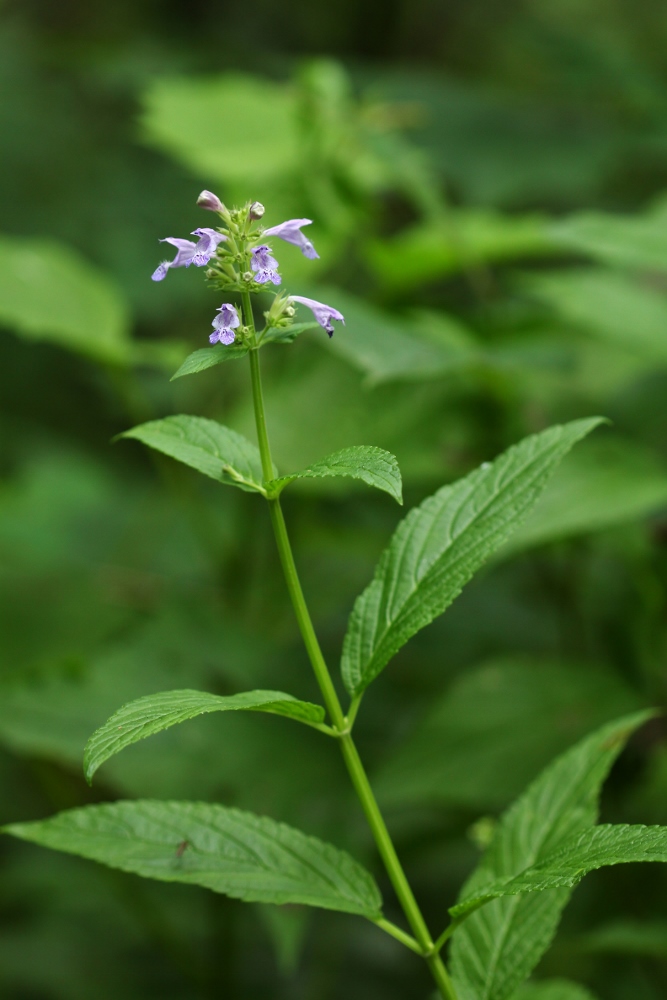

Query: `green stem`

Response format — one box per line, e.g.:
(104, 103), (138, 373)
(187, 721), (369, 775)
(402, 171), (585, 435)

(243, 336), (458, 1000)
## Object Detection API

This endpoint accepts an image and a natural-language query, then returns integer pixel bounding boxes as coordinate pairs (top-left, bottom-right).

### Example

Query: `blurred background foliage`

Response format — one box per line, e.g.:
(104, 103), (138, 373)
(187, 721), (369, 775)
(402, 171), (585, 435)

(3, 0), (667, 997)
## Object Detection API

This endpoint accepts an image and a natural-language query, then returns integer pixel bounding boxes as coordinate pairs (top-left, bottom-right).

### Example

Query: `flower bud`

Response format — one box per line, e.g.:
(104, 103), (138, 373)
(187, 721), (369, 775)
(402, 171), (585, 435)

(197, 190), (224, 212)
(243, 271), (254, 282)
(249, 201), (265, 220)
(284, 305), (295, 317)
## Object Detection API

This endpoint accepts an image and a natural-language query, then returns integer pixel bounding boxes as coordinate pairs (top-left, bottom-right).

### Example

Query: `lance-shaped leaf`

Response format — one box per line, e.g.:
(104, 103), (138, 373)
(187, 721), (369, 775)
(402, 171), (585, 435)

(171, 343), (249, 380)
(449, 711), (654, 1000)
(341, 418), (603, 696)
(262, 321), (320, 346)
(266, 446), (403, 504)
(84, 689), (328, 784)
(451, 824), (667, 921)
(120, 415), (273, 493)
(3, 800), (382, 917)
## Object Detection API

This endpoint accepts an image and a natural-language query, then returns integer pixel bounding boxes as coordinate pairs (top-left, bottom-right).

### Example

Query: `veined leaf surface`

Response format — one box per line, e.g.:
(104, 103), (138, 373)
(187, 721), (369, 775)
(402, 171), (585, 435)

(4, 800), (382, 917)
(266, 446), (403, 504)
(171, 343), (249, 380)
(84, 689), (327, 784)
(341, 418), (603, 696)
(452, 824), (667, 920)
(450, 711), (653, 1000)
(120, 415), (272, 492)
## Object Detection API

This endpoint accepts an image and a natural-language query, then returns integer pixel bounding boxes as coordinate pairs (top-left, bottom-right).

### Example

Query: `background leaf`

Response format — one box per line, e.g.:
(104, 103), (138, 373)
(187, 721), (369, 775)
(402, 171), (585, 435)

(500, 437), (667, 556)
(513, 980), (598, 1000)
(450, 711), (653, 1000)
(120, 415), (270, 492)
(267, 445), (403, 503)
(84, 688), (327, 783)
(375, 659), (642, 809)
(341, 418), (603, 696)
(3, 800), (382, 917)
(0, 235), (131, 365)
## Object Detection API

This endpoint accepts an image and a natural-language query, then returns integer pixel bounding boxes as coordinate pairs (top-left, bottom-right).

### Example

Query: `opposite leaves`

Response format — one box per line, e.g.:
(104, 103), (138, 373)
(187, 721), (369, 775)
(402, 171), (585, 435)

(120, 415), (272, 493)
(3, 800), (382, 917)
(266, 446), (403, 504)
(84, 689), (327, 784)
(341, 418), (603, 696)
(449, 711), (653, 1000)
(171, 343), (249, 379)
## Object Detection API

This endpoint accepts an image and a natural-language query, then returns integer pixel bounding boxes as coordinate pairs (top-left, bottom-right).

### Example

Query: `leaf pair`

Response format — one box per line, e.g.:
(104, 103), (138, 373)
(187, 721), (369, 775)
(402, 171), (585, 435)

(449, 710), (655, 1000)
(121, 415), (403, 504)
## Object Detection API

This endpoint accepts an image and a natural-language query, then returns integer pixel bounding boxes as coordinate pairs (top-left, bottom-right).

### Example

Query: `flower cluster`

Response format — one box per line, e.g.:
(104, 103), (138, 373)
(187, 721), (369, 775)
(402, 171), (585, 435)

(151, 192), (344, 346)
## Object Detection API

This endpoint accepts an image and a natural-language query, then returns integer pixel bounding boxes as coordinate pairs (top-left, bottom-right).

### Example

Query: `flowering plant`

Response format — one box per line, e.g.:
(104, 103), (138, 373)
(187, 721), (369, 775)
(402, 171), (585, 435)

(6, 195), (667, 1000)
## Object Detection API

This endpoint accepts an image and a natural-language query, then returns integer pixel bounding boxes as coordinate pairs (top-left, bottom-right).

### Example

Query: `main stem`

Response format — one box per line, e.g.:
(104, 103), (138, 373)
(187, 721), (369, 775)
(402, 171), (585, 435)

(244, 312), (457, 1000)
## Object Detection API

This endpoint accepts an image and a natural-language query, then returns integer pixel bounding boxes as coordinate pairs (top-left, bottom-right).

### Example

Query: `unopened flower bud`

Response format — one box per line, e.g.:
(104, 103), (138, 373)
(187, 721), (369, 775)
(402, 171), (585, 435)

(197, 190), (224, 212)
(284, 305), (295, 317)
(243, 271), (254, 282)
(249, 201), (265, 220)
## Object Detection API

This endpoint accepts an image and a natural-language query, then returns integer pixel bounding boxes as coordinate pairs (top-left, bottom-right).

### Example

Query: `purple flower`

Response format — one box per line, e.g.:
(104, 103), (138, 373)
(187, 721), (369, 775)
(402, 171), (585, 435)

(263, 219), (319, 259)
(151, 228), (226, 281)
(210, 303), (240, 345)
(289, 295), (344, 337)
(250, 245), (281, 285)
(197, 190), (224, 212)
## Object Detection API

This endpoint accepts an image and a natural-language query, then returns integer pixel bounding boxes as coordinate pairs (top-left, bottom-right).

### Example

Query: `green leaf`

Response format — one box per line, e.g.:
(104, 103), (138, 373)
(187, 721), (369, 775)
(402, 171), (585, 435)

(3, 800), (382, 917)
(449, 711), (654, 1000)
(341, 418), (603, 697)
(526, 269), (667, 363)
(319, 288), (476, 384)
(452, 824), (667, 920)
(140, 74), (299, 185)
(375, 659), (642, 810)
(550, 209), (667, 272)
(266, 446), (403, 504)
(84, 689), (328, 784)
(500, 437), (667, 557)
(578, 919), (667, 958)
(120, 415), (272, 493)
(171, 343), (249, 380)
(513, 979), (598, 1000)
(0, 235), (131, 365)
(367, 210), (556, 294)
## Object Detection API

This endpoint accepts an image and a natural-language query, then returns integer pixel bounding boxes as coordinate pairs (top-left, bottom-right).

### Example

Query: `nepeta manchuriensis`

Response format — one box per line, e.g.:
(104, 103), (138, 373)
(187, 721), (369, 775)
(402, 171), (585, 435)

(9, 194), (667, 1000)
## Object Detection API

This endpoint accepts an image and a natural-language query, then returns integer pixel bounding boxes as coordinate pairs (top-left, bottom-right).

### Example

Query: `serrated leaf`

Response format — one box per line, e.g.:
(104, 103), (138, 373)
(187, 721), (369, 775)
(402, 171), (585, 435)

(171, 343), (249, 380)
(513, 979), (598, 1000)
(84, 689), (327, 784)
(266, 446), (403, 504)
(3, 800), (382, 917)
(450, 711), (654, 1000)
(0, 235), (131, 365)
(452, 824), (667, 920)
(341, 418), (603, 697)
(120, 415), (272, 493)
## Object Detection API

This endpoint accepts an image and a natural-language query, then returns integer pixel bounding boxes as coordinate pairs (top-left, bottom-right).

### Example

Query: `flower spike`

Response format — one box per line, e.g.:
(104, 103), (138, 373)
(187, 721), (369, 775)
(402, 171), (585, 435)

(289, 295), (344, 337)
(263, 219), (319, 259)
(210, 303), (240, 345)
